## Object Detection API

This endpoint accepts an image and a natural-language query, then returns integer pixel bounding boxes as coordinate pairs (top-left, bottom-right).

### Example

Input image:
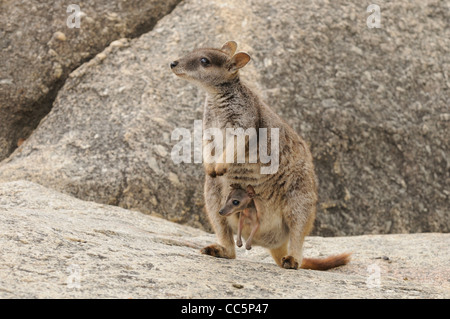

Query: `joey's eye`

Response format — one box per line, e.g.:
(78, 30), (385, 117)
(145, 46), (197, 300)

(200, 57), (210, 66)
(232, 200), (240, 206)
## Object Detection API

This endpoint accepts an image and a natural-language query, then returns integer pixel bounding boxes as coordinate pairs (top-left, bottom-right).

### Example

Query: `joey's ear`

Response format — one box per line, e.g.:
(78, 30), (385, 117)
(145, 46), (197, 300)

(221, 41), (237, 56)
(246, 185), (256, 197)
(229, 52), (251, 72)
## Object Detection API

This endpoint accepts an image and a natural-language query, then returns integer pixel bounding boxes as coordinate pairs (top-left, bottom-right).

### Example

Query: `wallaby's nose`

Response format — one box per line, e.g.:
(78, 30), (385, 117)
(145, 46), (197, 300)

(170, 61), (179, 69)
(219, 209), (224, 215)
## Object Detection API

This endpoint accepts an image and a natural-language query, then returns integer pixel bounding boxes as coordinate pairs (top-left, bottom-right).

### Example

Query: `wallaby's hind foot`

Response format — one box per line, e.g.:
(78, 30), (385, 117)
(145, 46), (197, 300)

(200, 244), (235, 259)
(281, 256), (299, 270)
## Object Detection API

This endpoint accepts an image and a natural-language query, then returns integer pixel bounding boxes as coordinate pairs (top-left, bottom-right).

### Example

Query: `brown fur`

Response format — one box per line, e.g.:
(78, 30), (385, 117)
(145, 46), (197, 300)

(301, 253), (352, 271)
(171, 41), (351, 270)
(219, 185), (261, 250)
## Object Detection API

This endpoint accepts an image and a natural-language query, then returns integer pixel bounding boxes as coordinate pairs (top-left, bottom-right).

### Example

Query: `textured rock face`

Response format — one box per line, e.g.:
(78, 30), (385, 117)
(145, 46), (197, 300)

(0, 181), (448, 298)
(0, 0), (448, 235)
(0, 0), (180, 161)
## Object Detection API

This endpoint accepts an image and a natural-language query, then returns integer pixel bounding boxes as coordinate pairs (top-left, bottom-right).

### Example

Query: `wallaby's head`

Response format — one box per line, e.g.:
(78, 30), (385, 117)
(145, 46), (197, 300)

(219, 184), (256, 216)
(170, 41), (250, 91)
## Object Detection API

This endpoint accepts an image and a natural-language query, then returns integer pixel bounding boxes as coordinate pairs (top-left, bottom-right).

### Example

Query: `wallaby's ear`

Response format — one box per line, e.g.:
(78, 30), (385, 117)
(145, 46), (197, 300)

(229, 52), (251, 72)
(221, 41), (237, 56)
(246, 185), (256, 198)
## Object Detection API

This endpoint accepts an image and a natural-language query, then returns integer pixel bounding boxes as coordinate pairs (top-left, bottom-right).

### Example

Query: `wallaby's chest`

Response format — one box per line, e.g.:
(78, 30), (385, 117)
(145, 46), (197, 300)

(203, 96), (257, 129)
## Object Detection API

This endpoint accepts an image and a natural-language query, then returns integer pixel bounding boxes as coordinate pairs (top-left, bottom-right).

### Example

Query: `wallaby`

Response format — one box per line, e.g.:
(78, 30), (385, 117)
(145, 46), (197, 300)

(170, 41), (351, 270)
(219, 185), (261, 250)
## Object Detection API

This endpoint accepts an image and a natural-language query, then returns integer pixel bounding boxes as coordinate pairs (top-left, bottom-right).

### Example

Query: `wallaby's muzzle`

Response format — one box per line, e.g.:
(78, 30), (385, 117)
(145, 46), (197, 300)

(218, 208), (234, 216)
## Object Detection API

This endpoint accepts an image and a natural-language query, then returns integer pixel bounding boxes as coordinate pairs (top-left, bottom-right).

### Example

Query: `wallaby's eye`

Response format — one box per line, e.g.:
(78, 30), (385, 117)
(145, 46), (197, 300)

(232, 200), (240, 206)
(200, 57), (210, 66)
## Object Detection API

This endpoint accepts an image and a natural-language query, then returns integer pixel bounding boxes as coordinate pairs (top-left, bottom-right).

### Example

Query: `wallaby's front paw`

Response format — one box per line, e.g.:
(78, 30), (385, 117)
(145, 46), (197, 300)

(205, 165), (217, 178)
(214, 163), (227, 176)
(281, 256), (299, 269)
(236, 238), (243, 248)
(208, 171), (217, 178)
(201, 244), (234, 259)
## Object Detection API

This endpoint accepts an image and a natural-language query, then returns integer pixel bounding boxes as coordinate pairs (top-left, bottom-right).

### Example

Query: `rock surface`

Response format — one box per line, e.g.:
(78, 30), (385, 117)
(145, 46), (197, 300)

(0, 0), (180, 161)
(0, 0), (448, 235)
(0, 181), (448, 298)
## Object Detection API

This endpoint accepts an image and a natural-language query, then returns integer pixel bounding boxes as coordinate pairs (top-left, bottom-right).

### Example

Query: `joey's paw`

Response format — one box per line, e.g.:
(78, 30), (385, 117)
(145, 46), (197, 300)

(281, 256), (299, 269)
(236, 239), (243, 248)
(201, 244), (232, 258)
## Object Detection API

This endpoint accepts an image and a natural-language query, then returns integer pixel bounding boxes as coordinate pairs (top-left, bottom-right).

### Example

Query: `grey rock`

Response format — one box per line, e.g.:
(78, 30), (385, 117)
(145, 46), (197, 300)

(0, 180), (448, 298)
(0, 0), (181, 161)
(0, 0), (448, 235)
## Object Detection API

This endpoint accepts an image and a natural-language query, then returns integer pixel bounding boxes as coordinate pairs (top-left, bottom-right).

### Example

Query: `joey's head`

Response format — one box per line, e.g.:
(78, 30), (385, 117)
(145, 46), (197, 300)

(218, 185), (256, 217)
(170, 41), (250, 92)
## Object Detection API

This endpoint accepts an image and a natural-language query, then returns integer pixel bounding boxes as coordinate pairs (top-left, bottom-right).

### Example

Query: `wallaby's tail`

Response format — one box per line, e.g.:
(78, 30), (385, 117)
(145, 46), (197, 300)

(301, 253), (352, 271)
